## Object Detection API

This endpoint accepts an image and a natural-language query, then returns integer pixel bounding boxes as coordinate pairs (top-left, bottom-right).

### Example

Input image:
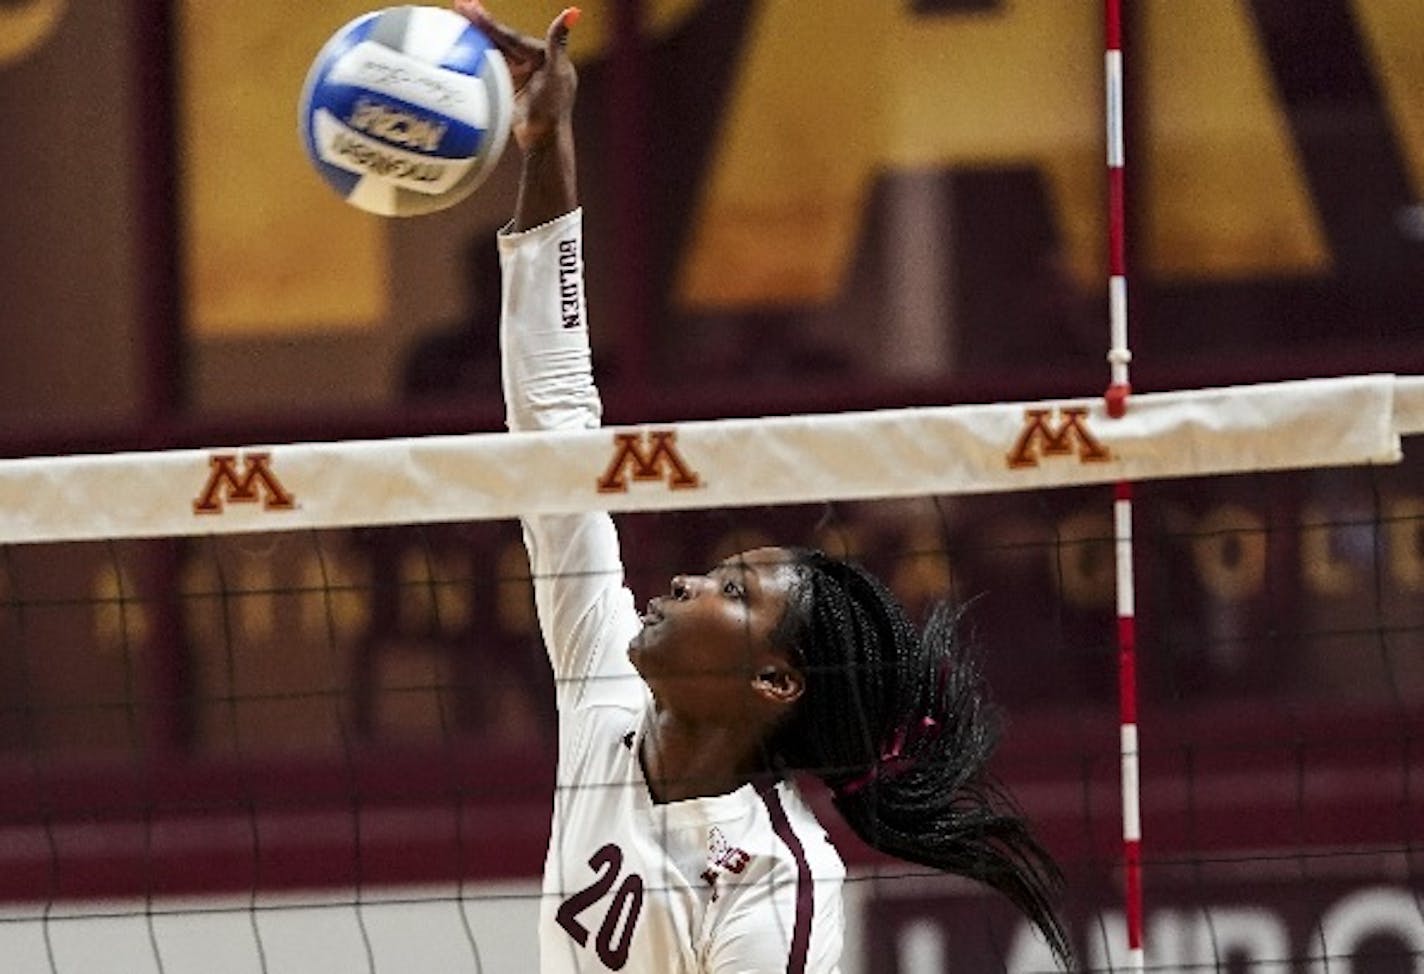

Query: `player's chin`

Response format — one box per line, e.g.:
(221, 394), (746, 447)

(627, 629), (654, 668)
(627, 625), (670, 673)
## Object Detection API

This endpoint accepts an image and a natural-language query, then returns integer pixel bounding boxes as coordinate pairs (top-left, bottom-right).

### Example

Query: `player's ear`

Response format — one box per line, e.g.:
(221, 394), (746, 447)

(753, 665), (804, 705)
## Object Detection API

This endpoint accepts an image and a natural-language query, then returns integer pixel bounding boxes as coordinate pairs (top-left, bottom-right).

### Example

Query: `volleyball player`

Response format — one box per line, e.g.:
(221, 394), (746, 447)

(461, 1), (1071, 969)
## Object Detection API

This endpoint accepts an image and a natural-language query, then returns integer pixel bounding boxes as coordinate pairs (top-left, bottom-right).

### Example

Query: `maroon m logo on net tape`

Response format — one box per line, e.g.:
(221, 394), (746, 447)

(597, 431), (701, 494)
(193, 452), (297, 514)
(1006, 407), (1113, 469)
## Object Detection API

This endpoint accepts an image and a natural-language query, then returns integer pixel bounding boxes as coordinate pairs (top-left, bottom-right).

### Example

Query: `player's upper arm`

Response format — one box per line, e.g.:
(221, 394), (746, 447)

(521, 511), (641, 705)
(497, 209), (641, 703)
(703, 878), (844, 974)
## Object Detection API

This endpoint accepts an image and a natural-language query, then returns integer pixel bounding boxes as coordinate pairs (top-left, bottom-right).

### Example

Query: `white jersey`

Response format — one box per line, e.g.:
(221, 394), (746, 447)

(499, 211), (846, 974)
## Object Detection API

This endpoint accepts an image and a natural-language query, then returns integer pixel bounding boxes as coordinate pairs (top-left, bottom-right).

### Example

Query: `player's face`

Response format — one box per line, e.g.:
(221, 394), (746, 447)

(628, 547), (802, 721)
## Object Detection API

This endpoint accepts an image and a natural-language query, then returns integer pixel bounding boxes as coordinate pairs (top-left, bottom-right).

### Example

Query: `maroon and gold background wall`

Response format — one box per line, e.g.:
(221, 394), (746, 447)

(0, 1), (144, 432)
(7, 0), (1422, 440)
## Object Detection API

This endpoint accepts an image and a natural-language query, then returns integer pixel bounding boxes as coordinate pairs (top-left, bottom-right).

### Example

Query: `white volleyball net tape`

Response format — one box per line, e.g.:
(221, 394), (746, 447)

(3, 374), (1419, 545)
(1, 374), (1421, 972)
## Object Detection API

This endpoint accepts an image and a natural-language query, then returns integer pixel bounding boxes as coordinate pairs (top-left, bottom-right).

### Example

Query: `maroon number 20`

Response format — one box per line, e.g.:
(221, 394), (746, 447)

(555, 843), (646, 970)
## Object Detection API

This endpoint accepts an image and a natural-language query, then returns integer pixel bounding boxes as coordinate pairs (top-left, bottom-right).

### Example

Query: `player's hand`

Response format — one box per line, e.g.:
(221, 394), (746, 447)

(453, 1), (579, 154)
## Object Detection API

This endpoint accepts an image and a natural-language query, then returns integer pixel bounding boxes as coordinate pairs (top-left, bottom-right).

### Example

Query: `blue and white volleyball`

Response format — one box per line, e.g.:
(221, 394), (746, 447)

(299, 5), (514, 217)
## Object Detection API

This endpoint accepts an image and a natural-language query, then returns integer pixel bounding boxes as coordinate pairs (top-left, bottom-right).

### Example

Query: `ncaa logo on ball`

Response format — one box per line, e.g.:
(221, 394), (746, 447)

(299, 5), (514, 218)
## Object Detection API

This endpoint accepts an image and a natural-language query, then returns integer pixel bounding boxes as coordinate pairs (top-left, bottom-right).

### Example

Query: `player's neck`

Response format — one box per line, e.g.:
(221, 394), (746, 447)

(640, 711), (768, 804)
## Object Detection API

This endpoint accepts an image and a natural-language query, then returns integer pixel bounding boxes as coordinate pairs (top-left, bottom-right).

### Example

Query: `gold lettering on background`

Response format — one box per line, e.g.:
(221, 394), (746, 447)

(91, 560), (149, 654)
(1385, 496), (1424, 592)
(680, 0), (1424, 306)
(1140, 3), (1328, 279)
(1354, 0), (1424, 201)
(178, 1), (387, 337)
(680, 2), (1105, 308)
(0, 0), (67, 68)
(176, 0), (1424, 328)
(1191, 505), (1268, 602)
(1300, 505), (1362, 597)
(1054, 510), (1115, 610)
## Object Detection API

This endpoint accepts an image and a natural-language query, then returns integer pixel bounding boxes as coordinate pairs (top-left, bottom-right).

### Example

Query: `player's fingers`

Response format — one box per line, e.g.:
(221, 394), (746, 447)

(453, 0), (543, 63)
(544, 6), (581, 60)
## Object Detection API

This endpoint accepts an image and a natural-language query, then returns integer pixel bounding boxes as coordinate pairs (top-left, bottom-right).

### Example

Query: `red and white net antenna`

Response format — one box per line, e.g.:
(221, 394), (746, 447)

(1105, 2), (1144, 973)
(1105, 3), (1132, 418)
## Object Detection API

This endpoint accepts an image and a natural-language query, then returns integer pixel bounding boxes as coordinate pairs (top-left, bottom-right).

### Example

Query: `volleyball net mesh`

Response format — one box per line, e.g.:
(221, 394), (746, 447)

(1, 374), (1422, 973)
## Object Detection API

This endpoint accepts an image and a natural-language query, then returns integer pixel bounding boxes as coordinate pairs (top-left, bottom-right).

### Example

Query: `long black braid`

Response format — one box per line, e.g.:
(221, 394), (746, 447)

(767, 548), (1073, 968)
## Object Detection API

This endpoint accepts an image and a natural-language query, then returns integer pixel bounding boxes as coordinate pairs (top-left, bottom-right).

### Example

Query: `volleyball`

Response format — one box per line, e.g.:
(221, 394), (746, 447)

(299, 5), (514, 218)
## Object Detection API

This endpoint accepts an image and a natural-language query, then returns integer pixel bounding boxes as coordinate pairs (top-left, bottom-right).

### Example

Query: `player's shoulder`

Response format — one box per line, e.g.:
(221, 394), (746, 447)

(704, 783), (846, 973)
(747, 780), (845, 880)
(555, 692), (649, 784)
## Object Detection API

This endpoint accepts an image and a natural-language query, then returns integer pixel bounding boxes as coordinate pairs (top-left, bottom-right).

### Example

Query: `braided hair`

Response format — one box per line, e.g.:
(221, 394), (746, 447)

(766, 548), (1073, 968)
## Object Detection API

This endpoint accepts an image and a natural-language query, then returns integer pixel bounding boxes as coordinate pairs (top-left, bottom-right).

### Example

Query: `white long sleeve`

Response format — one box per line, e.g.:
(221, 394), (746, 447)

(498, 209), (602, 435)
(497, 209), (642, 712)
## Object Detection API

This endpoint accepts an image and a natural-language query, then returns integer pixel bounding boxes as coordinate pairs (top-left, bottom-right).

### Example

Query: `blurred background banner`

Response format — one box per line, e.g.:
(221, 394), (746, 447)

(4, 0), (1422, 427)
(176, 0), (391, 338)
(0, 0), (67, 67)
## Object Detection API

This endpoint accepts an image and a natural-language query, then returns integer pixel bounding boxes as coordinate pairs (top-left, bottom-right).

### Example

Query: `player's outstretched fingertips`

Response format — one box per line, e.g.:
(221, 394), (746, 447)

(453, 0), (495, 31)
(455, 0), (538, 61)
(547, 7), (580, 57)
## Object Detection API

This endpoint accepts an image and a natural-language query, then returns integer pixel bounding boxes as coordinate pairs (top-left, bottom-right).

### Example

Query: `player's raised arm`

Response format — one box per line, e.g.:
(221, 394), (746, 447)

(474, 2), (590, 436)
(464, 2), (640, 707)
